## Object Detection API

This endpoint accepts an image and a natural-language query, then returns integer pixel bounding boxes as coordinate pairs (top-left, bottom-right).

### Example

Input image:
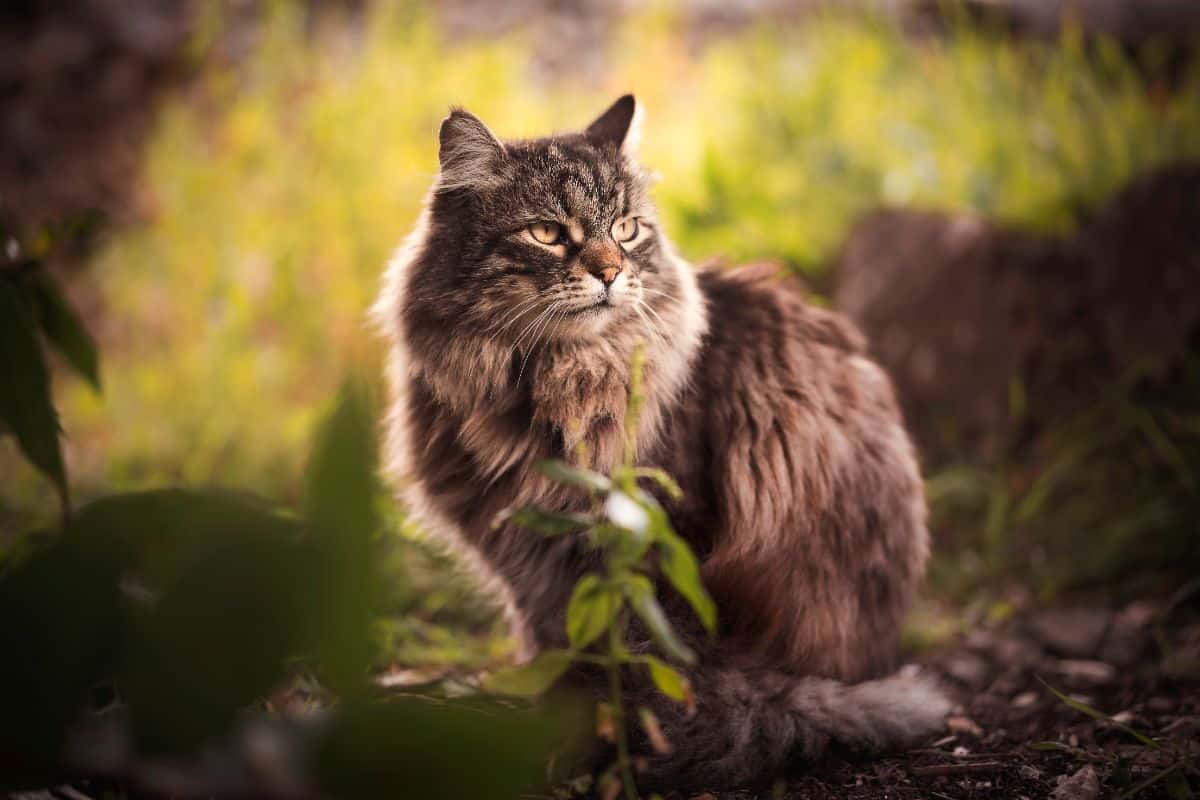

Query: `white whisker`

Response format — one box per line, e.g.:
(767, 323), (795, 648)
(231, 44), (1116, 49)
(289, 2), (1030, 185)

(517, 302), (564, 385)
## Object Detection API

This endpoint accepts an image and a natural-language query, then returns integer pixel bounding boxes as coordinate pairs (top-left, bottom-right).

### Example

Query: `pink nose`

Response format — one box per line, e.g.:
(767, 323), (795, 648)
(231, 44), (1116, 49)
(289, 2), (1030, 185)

(596, 266), (621, 286)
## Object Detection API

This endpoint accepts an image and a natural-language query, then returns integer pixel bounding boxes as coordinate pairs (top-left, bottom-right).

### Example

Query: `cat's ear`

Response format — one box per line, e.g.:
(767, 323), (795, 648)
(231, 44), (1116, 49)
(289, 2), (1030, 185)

(438, 108), (505, 189)
(585, 94), (641, 153)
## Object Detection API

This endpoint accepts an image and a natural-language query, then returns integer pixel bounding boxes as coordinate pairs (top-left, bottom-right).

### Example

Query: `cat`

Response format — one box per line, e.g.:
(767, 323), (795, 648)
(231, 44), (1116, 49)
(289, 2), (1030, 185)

(374, 95), (950, 792)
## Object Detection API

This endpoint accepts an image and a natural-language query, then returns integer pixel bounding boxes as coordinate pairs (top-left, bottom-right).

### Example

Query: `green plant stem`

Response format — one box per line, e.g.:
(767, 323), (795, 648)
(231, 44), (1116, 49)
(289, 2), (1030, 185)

(607, 622), (639, 800)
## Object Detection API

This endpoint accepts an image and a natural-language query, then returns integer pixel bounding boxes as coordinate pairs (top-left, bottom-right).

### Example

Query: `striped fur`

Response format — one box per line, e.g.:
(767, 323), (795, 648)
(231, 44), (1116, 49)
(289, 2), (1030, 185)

(374, 96), (948, 792)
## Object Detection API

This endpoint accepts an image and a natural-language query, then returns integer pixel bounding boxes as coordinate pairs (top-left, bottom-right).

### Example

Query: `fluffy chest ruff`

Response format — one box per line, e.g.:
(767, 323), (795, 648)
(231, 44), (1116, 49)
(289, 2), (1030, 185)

(377, 228), (707, 654)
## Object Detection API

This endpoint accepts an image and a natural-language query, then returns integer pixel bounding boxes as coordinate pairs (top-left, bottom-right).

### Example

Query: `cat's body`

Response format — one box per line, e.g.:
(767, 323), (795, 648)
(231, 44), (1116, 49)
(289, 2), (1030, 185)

(376, 96), (949, 792)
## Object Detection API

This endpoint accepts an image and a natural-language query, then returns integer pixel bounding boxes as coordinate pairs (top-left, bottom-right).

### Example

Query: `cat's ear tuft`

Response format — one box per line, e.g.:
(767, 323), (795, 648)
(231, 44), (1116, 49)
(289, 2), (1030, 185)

(585, 94), (641, 153)
(438, 108), (505, 189)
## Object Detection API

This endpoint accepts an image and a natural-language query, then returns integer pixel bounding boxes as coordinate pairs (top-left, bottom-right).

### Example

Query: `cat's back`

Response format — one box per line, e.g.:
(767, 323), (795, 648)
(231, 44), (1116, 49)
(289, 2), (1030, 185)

(668, 263), (927, 681)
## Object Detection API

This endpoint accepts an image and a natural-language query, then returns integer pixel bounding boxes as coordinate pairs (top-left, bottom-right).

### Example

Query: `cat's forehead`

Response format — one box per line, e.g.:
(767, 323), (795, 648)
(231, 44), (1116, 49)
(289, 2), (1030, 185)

(505, 135), (639, 219)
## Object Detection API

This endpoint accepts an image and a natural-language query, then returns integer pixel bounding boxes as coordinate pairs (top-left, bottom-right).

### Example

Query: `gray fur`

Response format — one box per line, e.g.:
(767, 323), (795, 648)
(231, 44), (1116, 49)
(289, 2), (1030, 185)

(375, 96), (949, 792)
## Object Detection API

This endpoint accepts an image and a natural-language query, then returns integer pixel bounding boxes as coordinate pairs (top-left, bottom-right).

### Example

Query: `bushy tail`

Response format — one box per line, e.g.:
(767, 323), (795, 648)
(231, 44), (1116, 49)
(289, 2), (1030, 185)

(627, 666), (952, 792)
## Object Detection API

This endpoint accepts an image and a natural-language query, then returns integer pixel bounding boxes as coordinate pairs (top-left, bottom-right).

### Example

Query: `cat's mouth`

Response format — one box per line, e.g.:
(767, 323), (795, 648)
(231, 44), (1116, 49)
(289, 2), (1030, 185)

(569, 297), (614, 315)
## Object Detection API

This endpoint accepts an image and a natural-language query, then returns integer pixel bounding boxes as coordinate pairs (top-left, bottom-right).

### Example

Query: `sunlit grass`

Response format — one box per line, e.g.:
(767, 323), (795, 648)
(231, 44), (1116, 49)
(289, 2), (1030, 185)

(6, 3), (1199, 535)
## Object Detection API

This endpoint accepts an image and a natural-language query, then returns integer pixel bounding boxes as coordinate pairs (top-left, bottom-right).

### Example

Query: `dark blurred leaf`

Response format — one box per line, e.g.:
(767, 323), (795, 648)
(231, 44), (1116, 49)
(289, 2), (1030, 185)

(91, 490), (312, 754)
(0, 519), (127, 771)
(485, 649), (573, 697)
(1165, 767), (1193, 800)
(317, 696), (581, 800)
(505, 506), (595, 536)
(656, 528), (717, 635)
(29, 272), (99, 390)
(537, 459), (612, 492)
(626, 575), (695, 665)
(305, 379), (381, 696)
(0, 279), (67, 507)
(566, 574), (620, 649)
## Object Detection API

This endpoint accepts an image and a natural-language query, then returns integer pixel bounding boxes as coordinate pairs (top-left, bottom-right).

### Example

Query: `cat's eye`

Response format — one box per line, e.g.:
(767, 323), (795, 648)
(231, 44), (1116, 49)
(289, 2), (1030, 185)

(528, 221), (563, 246)
(613, 217), (639, 244)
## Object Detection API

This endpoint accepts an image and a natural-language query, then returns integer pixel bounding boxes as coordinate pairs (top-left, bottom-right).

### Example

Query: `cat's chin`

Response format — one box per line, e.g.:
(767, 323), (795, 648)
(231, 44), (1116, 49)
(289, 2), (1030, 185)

(554, 301), (627, 338)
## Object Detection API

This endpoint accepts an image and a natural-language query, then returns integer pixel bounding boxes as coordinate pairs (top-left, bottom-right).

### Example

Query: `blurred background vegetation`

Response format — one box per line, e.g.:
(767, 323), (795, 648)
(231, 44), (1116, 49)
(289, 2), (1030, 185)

(2, 0), (1199, 739)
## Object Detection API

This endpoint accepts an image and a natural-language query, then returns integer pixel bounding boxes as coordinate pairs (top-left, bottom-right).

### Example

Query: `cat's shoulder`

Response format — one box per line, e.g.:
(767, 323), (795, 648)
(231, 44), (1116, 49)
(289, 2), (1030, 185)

(695, 261), (867, 355)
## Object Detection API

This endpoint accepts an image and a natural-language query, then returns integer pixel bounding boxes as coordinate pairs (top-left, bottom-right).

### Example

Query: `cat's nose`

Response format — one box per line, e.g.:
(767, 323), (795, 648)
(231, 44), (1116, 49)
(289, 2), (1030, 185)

(581, 240), (623, 287)
(594, 265), (621, 286)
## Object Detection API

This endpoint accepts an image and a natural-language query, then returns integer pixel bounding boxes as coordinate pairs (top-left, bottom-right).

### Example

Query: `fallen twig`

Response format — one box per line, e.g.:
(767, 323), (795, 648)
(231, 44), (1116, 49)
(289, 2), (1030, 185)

(909, 761), (1006, 777)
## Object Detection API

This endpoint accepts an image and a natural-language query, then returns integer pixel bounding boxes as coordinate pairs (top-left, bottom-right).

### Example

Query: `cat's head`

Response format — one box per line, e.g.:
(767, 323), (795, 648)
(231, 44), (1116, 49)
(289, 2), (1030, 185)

(410, 95), (677, 344)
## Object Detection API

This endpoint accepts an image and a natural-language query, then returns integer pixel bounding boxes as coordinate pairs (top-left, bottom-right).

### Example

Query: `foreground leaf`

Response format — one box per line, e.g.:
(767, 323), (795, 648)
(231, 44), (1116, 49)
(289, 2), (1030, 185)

(537, 459), (612, 492)
(567, 574), (621, 649)
(504, 506), (595, 536)
(486, 650), (574, 697)
(642, 655), (690, 704)
(30, 272), (100, 390)
(0, 279), (67, 507)
(305, 380), (381, 696)
(657, 528), (717, 634)
(626, 576), (695, 664)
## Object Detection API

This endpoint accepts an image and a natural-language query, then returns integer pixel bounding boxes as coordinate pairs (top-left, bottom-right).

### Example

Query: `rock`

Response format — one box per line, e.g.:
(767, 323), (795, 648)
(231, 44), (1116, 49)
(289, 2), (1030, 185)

(992, 635), (1043, 667)
(1054, 659), (1117, 685)
(947, 716), (985, 737)
(1012, 691), (1039, 708)
(1028, 609), (1110, 658)
(1098, 601), (1156, 666)
(1053, 765), (1100, 800)
(944, 652), (991, 689)
(833, 166), (1200, 468)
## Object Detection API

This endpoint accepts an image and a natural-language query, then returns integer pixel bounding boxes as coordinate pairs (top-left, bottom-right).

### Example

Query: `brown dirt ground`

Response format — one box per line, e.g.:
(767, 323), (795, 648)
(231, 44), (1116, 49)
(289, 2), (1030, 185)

(695, 593), (1200, 800)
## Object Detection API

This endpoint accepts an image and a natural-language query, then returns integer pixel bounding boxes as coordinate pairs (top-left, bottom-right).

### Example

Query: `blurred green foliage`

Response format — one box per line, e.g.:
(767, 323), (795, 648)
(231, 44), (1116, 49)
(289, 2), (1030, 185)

(4, 4), (1195, 517)
(3, 2), (1200, 633)
(0, 375), (575, 795)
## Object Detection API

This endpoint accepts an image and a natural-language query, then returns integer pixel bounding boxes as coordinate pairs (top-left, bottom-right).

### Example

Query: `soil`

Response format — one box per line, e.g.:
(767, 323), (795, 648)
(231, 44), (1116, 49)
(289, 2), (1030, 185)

(701, 590), (1200, 800)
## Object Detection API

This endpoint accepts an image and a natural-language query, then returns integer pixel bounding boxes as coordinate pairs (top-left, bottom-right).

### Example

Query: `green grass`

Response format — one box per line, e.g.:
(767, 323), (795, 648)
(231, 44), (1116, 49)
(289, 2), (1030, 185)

(3, 3), (1198, 597)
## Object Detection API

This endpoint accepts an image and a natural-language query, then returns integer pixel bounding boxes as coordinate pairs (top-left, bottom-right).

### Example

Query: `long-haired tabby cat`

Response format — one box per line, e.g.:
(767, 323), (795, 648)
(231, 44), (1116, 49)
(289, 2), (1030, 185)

(375, 96), (950, 792)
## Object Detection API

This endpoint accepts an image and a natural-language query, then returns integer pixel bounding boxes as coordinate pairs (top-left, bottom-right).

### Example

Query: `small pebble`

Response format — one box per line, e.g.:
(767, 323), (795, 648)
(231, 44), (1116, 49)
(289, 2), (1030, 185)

(1056, 659), (1117, 684)
(1012, 691), (1039, 708)
(947, 715), (984, 737)
(1052, 764), (1099, 800)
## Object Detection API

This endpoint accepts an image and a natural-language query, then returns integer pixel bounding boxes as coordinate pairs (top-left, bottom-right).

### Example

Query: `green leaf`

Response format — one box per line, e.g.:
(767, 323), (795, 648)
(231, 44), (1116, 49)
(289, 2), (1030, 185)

(305, 380), (381, 696)
(642, 655), (690, 703)
(30, 272), (100, 390)
(485, 649), (574, 697)
(1027, 741), (1077, 752)
(631, 467), (684, 500)
(566, 574), (621, 649)
(1038, 677), (1162, 749)
(657, 528), (717, 634)
(0, 279), (67, 507)
(626, 575), (695, 664)
(504, 506), (595, 536)
(1117, 764), (1189, 800)
(537, 459), (611, 492)
(604, 489), (650, 535)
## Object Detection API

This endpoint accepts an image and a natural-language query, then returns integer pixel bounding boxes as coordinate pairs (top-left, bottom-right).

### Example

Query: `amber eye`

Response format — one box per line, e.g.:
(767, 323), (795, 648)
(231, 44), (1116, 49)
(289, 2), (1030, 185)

(613, 217), (639, 244)
(528, 221), (563, 246)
